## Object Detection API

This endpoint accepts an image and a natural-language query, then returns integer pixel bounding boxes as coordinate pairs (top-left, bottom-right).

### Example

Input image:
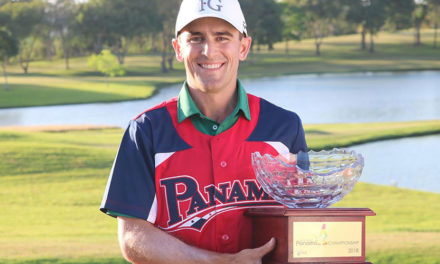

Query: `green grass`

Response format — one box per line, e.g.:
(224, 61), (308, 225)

(0, 129), (123, 262)
(0, 121), (439, 263)
(1, 30), (440, 108)
(366, 250), (440, 264)
(0, 76), (166, 108)
(337, 183), (440, 232)
(336, 184), (440, 264)
(305, 120), (440, 150)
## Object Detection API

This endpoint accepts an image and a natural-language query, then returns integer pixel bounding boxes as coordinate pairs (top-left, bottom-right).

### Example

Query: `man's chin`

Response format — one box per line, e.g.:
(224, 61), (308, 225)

(194, 79), (225, 92)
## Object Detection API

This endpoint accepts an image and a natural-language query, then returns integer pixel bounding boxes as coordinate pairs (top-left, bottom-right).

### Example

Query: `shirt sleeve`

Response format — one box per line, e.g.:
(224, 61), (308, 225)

(100, 119), (157, 221)
(290, 116), (308, 153)
(291, 116), (310, 170)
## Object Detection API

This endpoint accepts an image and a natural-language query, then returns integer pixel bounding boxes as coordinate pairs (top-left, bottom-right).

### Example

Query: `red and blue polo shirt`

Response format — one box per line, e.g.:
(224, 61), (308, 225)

(100, 81), (307, 253)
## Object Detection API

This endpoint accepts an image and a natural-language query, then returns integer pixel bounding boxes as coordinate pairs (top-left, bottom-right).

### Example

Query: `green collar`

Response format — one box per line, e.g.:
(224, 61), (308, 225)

(177, 80), (251, 124)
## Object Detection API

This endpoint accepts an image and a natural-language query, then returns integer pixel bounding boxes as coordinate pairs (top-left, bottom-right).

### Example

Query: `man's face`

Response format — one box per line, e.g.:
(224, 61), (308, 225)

(173, 17), (251, 94)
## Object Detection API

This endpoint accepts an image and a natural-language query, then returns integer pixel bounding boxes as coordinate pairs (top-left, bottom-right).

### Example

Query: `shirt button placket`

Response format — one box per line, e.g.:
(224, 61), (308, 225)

(211, 137), (232, 250)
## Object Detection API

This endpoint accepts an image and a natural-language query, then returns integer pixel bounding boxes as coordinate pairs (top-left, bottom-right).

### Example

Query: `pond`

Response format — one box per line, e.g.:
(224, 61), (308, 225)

(0, 71), (439, 127)
(0, 71), (438, 193)
(349, 134), (440, 193)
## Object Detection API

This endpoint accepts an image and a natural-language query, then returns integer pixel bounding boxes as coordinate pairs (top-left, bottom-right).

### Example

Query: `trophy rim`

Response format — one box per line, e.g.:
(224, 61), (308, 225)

(252, 148), (364, 177)
(251, 148), (364, 209)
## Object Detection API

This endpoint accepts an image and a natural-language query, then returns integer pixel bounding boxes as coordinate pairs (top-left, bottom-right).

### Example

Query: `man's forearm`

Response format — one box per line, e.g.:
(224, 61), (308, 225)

(118, 216), (232, 264)
(117, 216), (275, 264)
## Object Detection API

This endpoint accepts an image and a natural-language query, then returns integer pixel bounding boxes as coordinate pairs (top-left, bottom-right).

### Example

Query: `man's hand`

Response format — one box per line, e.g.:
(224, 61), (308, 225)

(118, 216), (276, 264)
(230, 238), (276, 264)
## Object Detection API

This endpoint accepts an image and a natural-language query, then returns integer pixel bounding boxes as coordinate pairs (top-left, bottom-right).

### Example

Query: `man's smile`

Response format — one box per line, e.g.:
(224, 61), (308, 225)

(198, 63), (224, 70)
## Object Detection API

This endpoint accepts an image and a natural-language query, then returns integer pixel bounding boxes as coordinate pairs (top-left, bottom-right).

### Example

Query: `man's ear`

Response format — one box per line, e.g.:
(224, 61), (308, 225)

(172, 38), (184, 62)
(239, 36), (252, 61)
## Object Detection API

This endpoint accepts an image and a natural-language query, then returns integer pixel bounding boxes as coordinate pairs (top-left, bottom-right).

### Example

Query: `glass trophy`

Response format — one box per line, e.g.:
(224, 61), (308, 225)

(247, 149), (375, 264)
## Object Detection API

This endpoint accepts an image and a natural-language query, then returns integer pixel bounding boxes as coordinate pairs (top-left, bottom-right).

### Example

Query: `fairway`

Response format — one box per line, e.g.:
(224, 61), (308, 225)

(1, 121), (440, 263)
(0, 77), (156, 108)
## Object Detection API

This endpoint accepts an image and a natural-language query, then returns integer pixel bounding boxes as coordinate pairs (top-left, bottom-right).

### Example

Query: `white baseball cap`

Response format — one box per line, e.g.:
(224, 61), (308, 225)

(175, 0), (248, 37)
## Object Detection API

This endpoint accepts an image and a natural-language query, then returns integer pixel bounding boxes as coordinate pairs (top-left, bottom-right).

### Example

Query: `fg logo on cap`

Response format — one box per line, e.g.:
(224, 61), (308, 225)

(200, 0), (223, 12)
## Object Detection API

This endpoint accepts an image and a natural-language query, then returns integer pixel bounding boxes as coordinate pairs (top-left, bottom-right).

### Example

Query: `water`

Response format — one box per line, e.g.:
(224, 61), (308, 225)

(0, 84), (182, 128)
(243, 71), (440, 124)
(0, 71), (439, 193)
(0, 71), (439, 127)
(349, 134), (440, 193)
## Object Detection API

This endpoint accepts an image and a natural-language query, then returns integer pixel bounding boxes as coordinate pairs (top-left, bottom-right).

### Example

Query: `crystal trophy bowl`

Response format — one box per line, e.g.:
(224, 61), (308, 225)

(251, 148), (364, 208)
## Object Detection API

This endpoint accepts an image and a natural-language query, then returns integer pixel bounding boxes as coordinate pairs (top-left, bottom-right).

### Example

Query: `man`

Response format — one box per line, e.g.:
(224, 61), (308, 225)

(100, 0), (307, 263)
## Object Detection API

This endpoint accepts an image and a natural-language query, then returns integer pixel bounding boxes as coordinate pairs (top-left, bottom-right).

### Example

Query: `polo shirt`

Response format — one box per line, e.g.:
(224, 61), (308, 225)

(177, 80), (251, 136)
(101, 91), (308, 253)
(107, 80), (251, 218)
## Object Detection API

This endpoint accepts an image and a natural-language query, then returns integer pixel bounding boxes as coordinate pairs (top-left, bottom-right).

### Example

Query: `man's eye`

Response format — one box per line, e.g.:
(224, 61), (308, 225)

(217, 37), (228, 41)
(189, 37), (203, 43)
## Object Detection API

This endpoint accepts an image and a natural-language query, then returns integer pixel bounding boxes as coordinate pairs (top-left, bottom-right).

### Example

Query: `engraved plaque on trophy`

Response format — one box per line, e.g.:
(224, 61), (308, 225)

(248, 149), (375, 264)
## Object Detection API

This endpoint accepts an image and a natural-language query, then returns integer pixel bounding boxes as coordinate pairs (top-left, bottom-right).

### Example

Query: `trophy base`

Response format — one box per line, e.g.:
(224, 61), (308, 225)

(246, 208), (375, 264)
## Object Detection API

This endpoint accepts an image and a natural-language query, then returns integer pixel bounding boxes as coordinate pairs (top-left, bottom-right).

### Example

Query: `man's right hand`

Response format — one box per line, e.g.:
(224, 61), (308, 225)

(230, 237), (276, 264)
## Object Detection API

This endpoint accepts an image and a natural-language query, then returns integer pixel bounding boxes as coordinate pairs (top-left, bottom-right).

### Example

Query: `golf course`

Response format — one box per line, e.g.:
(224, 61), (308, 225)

(1, 31), (440, 264)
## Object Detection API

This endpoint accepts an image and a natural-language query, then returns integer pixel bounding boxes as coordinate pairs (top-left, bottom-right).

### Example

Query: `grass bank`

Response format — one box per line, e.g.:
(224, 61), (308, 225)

(0, 120), (439, 263)
(305, 120), (440, 150)
(1, 30), (440, 108)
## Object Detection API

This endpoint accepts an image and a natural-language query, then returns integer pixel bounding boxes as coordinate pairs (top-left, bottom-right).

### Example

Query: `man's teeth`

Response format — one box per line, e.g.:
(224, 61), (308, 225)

(200, 64), (222, 69)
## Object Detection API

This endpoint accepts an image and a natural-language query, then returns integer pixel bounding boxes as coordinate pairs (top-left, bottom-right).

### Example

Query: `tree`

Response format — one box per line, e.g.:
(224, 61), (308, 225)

(0, 0), (44, 74)
(363, 0), (387, 53)
(0, 30), (19, 90)
(280, 2), (305, 54)
(345, 0), (387, 53)
(344, 0), (368, 50)
(103, 0), (160, 65)
(0, 5), (11, 63)
(156, 0), (180, 73)
(76, 0), (109, 55)
(385, 0), (415, 31)
(47, 0), (78, 69)
(413, 1), (428, 46)
(77, 0), (165, 70)
(239, 0), (258, 62)
(241, 0), (283, 51)
(427, 0), (440, 48)
(257, 0), (283, 51)
(292, 0), (341, 56)
(88, 49), (125, 87)
(39, 7), (56, 61)
(0, 6), (9, 26)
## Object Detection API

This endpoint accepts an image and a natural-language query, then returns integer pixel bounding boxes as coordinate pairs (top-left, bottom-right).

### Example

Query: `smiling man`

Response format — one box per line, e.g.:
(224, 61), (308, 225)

(100, 0), (307, 263)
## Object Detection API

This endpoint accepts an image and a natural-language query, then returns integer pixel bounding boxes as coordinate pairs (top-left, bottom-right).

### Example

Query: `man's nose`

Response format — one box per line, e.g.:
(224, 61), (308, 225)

(201, 40), (217, 58)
